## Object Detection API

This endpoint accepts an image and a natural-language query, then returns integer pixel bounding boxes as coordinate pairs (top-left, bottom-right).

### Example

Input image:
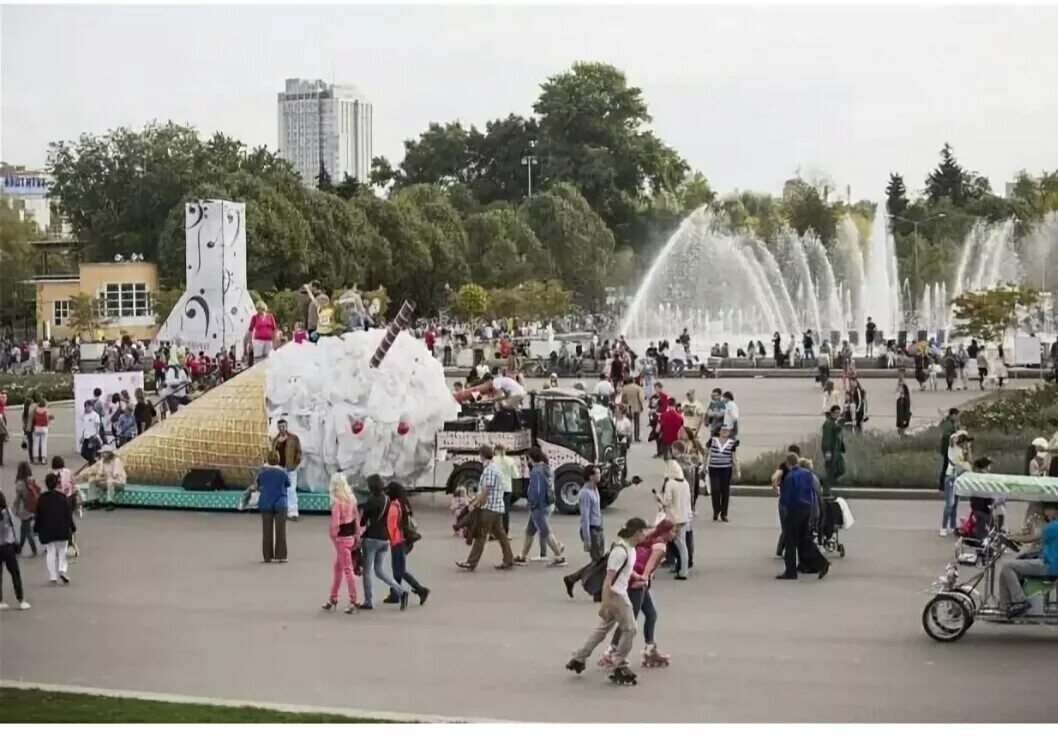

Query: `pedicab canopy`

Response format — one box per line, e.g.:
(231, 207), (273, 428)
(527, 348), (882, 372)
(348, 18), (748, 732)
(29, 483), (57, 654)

(954, 472), (1058, 503)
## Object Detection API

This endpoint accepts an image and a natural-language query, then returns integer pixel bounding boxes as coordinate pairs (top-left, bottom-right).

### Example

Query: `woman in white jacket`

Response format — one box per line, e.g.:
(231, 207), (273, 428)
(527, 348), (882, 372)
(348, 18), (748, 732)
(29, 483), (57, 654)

(656, 458), (693, 580)
(821, 380), (842, 417)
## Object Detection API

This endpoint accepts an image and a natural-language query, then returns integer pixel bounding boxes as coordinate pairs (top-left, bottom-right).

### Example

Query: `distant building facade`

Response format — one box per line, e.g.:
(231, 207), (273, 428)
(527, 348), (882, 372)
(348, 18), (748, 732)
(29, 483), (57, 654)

(0, 164), (70, 235)
(277, 78), (373, 187)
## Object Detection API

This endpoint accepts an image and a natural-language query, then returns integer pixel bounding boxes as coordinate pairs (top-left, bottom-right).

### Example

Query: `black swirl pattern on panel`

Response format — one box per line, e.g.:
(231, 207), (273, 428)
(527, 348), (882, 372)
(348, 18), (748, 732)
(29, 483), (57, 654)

(183, 296), (211, 338)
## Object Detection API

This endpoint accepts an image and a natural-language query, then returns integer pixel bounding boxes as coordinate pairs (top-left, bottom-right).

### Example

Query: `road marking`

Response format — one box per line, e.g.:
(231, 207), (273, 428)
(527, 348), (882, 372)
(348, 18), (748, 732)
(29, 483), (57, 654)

(0, 680), (497, 723)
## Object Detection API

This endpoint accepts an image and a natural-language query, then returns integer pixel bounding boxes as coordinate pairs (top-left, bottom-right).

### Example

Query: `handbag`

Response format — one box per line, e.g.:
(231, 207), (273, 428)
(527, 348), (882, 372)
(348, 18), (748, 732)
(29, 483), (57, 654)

(402, 509), (422, 544)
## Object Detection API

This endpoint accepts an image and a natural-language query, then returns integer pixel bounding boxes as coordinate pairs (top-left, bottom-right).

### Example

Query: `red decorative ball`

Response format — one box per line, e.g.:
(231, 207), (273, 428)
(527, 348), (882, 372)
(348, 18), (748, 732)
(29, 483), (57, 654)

(397, 421), (410, 436)
(350, 419), (365, 435)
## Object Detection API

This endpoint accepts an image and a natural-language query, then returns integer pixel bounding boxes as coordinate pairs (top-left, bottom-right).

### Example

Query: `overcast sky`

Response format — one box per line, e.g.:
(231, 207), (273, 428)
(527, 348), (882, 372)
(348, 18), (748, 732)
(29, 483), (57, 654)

(3, 4), (1057, 200)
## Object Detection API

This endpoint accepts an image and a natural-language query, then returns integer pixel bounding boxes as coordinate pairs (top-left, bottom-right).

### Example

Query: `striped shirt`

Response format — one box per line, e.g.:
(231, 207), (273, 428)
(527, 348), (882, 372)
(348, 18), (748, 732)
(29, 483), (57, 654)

(708, 437), (739, 469)
(479, 463), (506, 513)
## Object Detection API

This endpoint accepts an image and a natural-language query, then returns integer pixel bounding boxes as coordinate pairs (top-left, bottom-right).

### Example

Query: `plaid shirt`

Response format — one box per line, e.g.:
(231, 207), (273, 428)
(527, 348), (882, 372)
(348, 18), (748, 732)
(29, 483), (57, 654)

(479, 463), (506, 513)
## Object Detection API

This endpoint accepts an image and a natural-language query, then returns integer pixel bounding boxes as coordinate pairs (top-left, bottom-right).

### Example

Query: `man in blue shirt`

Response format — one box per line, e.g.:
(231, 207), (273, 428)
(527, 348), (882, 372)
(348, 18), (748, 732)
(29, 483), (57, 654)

(563, 466), (604, 598)
(999, 504), (1058, 616)
(777, 454), (829, 581)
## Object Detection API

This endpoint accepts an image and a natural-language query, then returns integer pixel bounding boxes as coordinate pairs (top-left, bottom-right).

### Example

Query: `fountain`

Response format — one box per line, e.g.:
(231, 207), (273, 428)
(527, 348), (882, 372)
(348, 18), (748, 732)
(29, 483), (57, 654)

(620, 206), (860, 349)
(622, 201), (1058, 351)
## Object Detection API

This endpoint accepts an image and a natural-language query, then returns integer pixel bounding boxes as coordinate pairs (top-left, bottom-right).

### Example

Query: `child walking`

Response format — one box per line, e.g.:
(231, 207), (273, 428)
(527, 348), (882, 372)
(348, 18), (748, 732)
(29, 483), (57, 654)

(322, 473), (361, 614)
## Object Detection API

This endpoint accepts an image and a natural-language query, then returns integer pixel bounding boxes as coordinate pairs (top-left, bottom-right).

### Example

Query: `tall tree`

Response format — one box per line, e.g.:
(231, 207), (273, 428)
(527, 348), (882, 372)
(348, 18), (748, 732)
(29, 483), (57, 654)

(532, 62), (688, 240)
(519, 182), (615, 309)
(885, 172), (908, 217)
(925, 143), (965, 204)
(0, 200), (38, 333)
(464, 207), (550, 287)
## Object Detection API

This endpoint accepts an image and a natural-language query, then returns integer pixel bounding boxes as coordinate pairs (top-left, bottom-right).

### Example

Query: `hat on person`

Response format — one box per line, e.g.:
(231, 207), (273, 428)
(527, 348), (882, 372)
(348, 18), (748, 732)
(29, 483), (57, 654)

(617, 517), (650, 539)
(1032, 437), (1049, 451)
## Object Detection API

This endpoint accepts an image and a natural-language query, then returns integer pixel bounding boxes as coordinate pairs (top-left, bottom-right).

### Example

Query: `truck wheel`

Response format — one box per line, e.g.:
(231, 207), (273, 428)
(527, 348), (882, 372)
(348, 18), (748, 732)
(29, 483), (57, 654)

(449, 467), (481, 496)
(600, 493), (619, 509)
(554, 470), (586, 515)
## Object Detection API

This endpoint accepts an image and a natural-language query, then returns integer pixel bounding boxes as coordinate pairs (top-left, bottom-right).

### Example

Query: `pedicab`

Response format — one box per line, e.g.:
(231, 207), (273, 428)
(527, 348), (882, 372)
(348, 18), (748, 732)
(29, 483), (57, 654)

(921, 471), (1058, 642)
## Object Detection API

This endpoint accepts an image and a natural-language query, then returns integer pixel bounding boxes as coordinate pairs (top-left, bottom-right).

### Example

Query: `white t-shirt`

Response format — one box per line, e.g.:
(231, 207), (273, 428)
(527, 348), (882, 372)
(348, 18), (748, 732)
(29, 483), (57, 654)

(607, 542), (635, 602)
(81, 411), (102, 441)
(723, 400), (740, 430)
(493, 376), (525, 397)
(615, 416), (633, 438)
(594, 379), (614, 399)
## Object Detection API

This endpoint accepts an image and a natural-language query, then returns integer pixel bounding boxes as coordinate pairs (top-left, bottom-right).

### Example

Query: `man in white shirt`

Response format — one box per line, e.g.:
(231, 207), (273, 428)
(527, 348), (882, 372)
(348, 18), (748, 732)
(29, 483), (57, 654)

(566, 517), (649, 678)
(614, 406), (633, 449)
(682, 389), (706, 453)
(722, 390), (740, 439)
(163, 360), (191, 414)
(80, 400), (103, 463)
(593, 373), (615, 406)
(492, 373), (526, 410)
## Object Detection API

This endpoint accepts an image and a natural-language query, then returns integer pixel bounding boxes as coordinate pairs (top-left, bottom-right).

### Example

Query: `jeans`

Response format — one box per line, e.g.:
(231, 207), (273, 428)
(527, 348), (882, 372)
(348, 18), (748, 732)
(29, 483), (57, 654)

(43, 540), (68, 581)
(632, 412), (641, 442)
(502, 493), (513, 534)
(260, 507), (288, 561)
(780, 506), (827, 577)
(523, 507), (561, 558)
(673, 523), (689, 576)
(610, 587), (657, 647)
(31, 427), (48, 462)
(329, 536), (358, 603)
(941, 476), (959, 530)
(391, 542), (425, 594)
(999, 558), (1053, 607)
(285, 470), (299, 518)
(709, 466), (733, 519)
(362, 537), (402, 606)
(573, 596), (637, 665)
(18, 517), (37, 555)
(0, 543), (24, 602)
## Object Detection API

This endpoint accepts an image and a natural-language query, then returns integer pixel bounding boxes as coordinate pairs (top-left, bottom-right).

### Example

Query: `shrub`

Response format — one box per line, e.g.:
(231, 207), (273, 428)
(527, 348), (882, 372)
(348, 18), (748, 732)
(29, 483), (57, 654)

(742, 428), (1036, 488)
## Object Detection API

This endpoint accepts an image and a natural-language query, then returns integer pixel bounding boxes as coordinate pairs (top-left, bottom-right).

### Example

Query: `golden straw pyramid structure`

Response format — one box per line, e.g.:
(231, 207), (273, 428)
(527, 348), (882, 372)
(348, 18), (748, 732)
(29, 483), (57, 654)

(90, 363), (272, 489)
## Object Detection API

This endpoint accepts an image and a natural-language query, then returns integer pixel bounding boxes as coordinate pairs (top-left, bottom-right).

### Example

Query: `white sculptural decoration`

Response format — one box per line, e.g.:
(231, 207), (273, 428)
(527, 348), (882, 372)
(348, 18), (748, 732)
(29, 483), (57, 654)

(157, 200), (256, 358)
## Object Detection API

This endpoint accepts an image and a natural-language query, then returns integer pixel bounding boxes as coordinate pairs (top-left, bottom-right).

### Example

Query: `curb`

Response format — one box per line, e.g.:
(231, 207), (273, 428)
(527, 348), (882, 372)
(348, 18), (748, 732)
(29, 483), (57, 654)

(0, 680), (490, 724)
(731, 485), (937, 501)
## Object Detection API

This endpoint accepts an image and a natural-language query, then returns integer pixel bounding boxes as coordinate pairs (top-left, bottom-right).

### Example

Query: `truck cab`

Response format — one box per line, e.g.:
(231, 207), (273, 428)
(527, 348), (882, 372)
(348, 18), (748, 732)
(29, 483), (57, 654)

(437, 388), (635, 515)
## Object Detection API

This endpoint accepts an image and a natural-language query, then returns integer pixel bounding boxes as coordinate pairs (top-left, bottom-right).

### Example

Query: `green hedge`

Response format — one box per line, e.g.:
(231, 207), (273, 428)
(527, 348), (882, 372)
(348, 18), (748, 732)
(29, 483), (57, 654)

(0, 372), (156, 405)
(741, 427), (1034, 489)
(743, 385), (1058, 489)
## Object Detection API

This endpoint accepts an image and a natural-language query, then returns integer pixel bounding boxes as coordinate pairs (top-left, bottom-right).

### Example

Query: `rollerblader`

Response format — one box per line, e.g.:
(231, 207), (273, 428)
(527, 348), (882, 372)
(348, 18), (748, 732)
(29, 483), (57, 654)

(598, 519), (676, 670)
(565, 518), (649, 686)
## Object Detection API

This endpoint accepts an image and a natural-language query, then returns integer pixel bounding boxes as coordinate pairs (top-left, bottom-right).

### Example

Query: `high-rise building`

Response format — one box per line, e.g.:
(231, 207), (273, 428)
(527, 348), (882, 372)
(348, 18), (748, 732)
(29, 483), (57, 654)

(277, 78), (373, 187)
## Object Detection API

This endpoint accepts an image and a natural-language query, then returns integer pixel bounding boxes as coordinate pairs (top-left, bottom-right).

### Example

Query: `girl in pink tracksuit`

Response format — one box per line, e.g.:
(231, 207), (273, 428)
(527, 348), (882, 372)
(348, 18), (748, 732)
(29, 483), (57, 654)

(322, 473), (361, 614)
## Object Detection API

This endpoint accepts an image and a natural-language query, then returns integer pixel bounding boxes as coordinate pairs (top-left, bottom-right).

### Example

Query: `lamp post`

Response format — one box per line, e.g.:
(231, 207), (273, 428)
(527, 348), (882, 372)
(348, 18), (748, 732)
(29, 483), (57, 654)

(521, 141), (538, 199)
(889, 213), (946, 289)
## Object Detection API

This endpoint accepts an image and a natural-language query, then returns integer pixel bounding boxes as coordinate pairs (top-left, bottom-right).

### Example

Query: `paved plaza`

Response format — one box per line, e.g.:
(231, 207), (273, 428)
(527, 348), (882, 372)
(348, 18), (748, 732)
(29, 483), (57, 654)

(0, 375), (1052, 722)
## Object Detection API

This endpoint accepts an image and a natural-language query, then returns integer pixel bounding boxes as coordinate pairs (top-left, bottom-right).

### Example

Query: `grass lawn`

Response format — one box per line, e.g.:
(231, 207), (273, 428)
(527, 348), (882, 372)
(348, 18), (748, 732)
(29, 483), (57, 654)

(1, 688), (393, 723)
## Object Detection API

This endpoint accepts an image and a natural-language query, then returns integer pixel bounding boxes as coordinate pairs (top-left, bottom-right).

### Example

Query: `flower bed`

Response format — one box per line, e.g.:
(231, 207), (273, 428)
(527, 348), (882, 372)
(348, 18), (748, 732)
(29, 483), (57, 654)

(0, 372), (156, 405)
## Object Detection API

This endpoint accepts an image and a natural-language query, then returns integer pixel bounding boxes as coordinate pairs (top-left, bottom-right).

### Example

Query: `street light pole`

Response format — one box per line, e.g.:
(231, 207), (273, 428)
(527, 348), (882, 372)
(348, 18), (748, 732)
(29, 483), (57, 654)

(521, 141), (538, 199)
(889, 212), (946, 291)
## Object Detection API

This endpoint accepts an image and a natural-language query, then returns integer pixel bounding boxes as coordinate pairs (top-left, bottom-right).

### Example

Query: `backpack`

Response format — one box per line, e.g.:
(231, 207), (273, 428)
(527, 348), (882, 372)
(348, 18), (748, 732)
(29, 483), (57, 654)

(24, 479), (41, 515)
(580, 543), (632, 598)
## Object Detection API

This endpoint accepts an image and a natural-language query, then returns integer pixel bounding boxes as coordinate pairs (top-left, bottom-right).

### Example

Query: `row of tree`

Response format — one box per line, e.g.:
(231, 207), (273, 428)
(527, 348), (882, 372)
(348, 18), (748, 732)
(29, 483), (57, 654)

(5, 61), (1056, 334)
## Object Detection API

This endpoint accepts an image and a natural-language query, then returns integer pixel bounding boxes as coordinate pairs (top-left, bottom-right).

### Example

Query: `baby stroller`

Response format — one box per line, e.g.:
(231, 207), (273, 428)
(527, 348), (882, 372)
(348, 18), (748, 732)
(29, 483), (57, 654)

(817, 496), (853, 557)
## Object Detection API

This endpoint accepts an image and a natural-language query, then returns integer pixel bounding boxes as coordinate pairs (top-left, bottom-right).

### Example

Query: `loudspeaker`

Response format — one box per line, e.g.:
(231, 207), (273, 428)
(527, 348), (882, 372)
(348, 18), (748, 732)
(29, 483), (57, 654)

(830, 330), (841, 346)
(898, 330), (908, 346)
(848, 330), (859, 346)
(182, 468), (227, 491)
(936, 329), (947, 345)
(917, 330), (928, 342)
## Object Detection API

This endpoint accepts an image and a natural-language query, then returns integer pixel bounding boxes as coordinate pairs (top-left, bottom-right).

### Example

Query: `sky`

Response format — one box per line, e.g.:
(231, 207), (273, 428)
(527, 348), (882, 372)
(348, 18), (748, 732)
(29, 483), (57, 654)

(3, 3), (1058, 200)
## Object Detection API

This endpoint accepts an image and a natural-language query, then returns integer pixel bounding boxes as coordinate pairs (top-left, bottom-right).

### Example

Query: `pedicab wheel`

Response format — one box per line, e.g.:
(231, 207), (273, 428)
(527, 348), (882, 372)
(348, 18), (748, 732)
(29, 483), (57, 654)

(922, 593), (973, 642)
(837, 543), (846, 558)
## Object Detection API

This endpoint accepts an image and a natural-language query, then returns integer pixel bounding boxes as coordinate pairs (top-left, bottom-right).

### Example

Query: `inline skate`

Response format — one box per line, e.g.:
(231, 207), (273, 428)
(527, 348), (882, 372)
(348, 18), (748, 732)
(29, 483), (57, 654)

(597, 646), (618, 669)
(608, 664), (638, 686)
(642, 643), (670, 668)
